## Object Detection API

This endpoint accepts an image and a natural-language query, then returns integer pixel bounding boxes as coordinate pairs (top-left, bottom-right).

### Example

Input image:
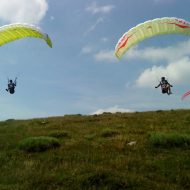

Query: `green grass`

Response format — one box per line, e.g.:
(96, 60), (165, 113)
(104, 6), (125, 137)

(18, 136), (60, 152)
(48, 130), (70, 138)
(101, 128), (120, 138)
(1, 109), (190, 189)
(149, 132), (190, 148)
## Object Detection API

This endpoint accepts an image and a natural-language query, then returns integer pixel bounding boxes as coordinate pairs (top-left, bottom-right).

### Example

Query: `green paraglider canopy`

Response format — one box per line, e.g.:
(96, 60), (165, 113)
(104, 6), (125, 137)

(0, 23), (52, 48)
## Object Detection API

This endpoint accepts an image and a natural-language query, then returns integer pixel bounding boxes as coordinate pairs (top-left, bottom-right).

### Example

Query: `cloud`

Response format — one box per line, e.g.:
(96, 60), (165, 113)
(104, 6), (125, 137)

(136, 57), (190, 87)
(84, 2), (114, 36)
(81, 46), (93, 54)
(127, 40), (190, 88)
(125, 39), (190, 62)
(94, 49), (117, 62)
(86, 2), (115, 14)
(101, 37), (109, 43)
(95, 39), (190, 63)
(0, 0), (48, 24)
(84, 17), (104, 35)
(91, 105), (133, 115)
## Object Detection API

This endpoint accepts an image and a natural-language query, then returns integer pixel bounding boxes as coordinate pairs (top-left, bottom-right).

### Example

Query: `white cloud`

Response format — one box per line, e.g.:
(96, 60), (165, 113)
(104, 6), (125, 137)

(86, 2), (115, 14)
(136, 57), (190, 88)
(94, 39), (190, 63)
(84, 2), (114, 36)
(128, 40), (190, 88)
(94, 49), (117, 62)
(91, 105), (133, 115)
(0, 0), (48, 24)
(84, 17), (104, 35)
(125, 46), (168, 61)
(125, 40), (190, 62)
(101, 37), (109, 43)
(81, 46), (93, 54)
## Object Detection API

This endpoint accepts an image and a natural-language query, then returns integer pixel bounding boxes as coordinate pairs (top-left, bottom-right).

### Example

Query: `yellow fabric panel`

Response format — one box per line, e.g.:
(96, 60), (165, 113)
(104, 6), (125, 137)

(115, 17), (190, 59)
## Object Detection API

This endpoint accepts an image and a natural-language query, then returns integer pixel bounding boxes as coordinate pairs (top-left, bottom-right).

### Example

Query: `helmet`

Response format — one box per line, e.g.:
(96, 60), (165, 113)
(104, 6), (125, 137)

(10, 80), (12, 83)
(161, 77), (165, 81)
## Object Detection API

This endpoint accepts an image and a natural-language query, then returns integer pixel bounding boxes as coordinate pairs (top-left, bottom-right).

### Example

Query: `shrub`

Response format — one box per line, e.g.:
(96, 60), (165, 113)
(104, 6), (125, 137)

(5, 119), (15, 122)
(156, 110), (163, 113)
(18, 136), (60, 152)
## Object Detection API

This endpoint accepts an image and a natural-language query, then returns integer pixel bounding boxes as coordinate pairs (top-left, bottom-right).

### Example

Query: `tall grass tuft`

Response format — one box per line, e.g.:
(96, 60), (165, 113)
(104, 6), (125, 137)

(18, 136), (60, 152)
(101, 128), (120, 138)
(149, 132), (190, 148)
(80, 170), (128, 190)
(48, 131), (70, 138)
(84, 133), (96, 140)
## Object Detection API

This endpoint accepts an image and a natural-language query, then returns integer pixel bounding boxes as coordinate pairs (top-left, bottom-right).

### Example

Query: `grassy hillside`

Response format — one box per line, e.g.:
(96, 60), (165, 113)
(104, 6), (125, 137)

(1, 110), (190, 189)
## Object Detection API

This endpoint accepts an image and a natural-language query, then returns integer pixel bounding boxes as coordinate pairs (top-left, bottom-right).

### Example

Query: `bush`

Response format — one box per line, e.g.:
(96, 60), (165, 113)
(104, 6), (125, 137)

(156, 110), (163, 113)
(18, 136), (60, 152)
(149, 132), (190, 148)
(5, 119), (15, 122)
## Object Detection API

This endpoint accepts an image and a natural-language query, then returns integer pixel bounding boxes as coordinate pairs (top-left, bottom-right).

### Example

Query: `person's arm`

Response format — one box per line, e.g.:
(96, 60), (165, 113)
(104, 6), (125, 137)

(155, 82), (161, 88)
(14, 78), (17, 86)
(167, 82), (173, 87)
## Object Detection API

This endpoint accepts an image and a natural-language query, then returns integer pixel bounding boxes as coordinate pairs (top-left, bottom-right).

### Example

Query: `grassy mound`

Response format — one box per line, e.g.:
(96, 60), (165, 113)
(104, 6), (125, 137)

(18, 136), (60, 152)
(149, 132), (190, 148)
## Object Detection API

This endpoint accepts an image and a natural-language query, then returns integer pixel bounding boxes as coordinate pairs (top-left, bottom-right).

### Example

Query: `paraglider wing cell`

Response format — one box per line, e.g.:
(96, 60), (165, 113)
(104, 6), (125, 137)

(181, 90), (190, 100)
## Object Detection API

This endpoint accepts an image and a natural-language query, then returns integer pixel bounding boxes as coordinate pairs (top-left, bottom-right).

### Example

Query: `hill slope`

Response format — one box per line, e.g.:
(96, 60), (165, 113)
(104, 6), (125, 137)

(0, 110), (190, 190)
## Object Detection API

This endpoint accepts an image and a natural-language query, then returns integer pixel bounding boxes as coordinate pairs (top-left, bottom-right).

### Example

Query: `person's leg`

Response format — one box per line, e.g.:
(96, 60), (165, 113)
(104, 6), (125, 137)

(162, 88), (167, 94)
(167, 85), (172, 95)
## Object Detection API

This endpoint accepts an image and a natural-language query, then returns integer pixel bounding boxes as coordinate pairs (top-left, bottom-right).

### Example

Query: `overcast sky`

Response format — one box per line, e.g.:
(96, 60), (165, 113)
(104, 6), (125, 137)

(0, 0), (190, 120)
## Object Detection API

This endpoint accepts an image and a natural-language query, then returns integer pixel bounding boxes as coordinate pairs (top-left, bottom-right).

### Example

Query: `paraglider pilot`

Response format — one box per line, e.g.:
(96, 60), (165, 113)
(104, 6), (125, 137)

(155, 77), (173, 95)
(6, 78), (17, 94)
